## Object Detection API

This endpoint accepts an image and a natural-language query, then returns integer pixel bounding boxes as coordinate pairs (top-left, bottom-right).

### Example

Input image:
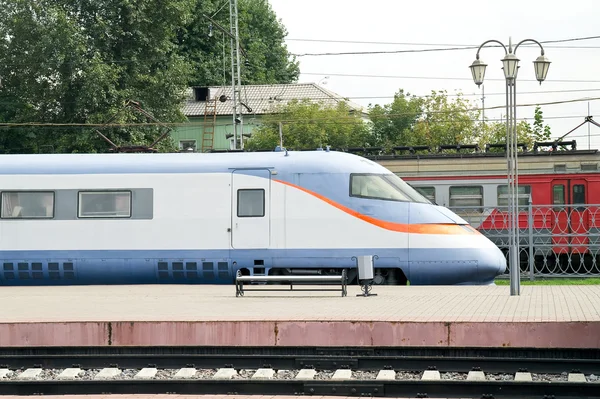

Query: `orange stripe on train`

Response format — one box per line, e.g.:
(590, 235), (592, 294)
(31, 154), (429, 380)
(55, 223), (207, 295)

(273, 179), (478, 236)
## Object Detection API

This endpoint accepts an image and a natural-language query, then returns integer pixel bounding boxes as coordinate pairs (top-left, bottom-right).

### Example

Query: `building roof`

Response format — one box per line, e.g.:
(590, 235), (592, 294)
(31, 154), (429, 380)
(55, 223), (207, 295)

(182, 83), (367, 118)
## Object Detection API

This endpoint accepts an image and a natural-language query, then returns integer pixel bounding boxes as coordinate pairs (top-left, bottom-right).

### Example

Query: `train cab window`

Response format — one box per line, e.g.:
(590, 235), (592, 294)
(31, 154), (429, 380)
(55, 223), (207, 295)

(414, 186), (436, 203)
(78, 191), (131, 218)
(237, 189), (265, 217)
(497, 185), (531, 207)
(350, 173), (431, 203)
(1, 191), (55, 219)
(449, 186), (483, 212)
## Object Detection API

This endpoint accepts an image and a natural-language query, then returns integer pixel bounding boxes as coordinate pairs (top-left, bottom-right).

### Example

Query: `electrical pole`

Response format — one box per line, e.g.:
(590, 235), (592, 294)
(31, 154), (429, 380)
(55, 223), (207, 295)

(229, 0), (243, 149)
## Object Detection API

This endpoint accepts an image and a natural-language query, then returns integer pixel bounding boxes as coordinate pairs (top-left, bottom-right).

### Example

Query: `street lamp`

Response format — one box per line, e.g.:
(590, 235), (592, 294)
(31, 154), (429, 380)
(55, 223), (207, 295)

(469, 37), (551, 296)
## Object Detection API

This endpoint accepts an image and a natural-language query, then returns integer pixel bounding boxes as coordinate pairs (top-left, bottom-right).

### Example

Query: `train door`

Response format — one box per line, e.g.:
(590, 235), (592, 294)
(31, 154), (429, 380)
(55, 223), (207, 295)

(231, 169), (271, 249)
(551, 179), (589, 254)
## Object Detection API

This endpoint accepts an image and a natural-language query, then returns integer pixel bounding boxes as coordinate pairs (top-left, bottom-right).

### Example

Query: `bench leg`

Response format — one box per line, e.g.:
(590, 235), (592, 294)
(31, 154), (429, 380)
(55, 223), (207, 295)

(235, 270), (245, 297)
(236, 281), (244, 297)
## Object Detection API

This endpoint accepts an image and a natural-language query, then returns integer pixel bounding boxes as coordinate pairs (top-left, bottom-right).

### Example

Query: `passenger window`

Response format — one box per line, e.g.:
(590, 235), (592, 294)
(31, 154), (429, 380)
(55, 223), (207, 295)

(449, 186), (483, 212)
(237, 189), (265, 217)
(78, 191), (131, 218)
(1, 191), (55, 219)
(497, 185), (531, 207)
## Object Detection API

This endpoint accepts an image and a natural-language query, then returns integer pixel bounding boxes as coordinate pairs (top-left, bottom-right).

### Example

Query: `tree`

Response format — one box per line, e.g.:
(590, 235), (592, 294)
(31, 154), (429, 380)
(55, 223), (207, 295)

(0, 0), (197, 153)
(479, 120), (535, 152)
(245, 99), (372, 151)
(532, 105), (552, 142)
(367, 89), (423, 147)
(410, 90), (480, 149)
(178, 0), (300, 87)
(478, 106), (552, 152)
(368, 89), (483, 151)
(0, 0), (299, 154)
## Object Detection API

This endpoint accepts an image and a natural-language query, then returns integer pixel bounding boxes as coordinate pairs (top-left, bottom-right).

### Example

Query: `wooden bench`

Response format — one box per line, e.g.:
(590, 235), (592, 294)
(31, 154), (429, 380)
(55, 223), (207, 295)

(235, 269), (348, 297)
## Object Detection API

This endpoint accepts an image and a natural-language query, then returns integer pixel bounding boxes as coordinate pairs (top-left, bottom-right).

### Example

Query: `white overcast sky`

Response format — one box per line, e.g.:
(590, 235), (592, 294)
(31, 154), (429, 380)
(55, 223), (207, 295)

(267, 0), (600, 150)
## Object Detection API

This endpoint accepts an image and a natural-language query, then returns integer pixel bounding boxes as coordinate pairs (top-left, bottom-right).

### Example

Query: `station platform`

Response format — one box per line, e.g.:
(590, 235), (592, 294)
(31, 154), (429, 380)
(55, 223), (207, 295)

(0, 284), (599, 348)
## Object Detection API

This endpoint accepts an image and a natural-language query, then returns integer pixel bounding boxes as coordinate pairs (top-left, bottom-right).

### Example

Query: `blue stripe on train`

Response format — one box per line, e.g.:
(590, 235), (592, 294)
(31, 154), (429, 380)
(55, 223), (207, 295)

(0, 247), (503, 286)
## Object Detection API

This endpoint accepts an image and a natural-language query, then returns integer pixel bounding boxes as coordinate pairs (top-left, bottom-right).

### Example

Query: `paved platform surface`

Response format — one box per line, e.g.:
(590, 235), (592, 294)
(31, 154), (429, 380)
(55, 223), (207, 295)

(0, 284), (599, 348)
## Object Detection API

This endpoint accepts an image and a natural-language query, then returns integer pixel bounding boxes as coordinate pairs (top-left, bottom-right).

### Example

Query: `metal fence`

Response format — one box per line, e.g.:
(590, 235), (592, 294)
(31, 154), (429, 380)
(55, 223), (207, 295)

(448, 203), (600, 279)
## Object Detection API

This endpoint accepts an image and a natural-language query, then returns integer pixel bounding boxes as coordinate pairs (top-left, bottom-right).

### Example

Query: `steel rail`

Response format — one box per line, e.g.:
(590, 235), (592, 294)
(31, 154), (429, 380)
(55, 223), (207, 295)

(1, 346), (600, 374)
(0, 377), (598, 398)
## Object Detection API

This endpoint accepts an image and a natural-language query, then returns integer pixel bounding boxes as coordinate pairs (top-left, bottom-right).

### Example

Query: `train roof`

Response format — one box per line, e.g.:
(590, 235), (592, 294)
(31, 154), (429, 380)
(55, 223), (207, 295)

(367, 149), (600, 161)
(374, 149), (600, 178)
(0, 149), (390, 176)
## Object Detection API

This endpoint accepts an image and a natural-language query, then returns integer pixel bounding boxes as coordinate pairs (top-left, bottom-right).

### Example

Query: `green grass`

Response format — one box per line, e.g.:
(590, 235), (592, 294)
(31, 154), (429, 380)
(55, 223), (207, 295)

(494, 277), (600, 285)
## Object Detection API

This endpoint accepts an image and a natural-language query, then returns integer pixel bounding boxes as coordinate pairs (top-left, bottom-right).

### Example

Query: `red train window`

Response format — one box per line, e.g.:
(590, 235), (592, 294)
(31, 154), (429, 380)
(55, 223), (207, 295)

(573, 185), (585, 205)
(573, 184), (586, 211)
(553, 185), (565, 210)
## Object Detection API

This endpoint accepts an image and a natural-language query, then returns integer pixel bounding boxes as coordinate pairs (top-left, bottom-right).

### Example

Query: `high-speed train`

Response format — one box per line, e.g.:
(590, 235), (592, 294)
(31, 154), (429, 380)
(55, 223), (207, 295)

(0, 148), (506, 286)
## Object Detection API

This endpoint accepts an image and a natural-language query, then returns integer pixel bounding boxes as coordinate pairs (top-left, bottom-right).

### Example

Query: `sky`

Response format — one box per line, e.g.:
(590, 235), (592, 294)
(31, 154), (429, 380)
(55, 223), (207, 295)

(267, 0), (600, 150)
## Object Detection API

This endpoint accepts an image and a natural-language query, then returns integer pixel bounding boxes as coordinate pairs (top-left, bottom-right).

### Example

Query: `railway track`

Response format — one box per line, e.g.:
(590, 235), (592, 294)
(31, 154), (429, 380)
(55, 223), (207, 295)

(0, 346), (599, 398)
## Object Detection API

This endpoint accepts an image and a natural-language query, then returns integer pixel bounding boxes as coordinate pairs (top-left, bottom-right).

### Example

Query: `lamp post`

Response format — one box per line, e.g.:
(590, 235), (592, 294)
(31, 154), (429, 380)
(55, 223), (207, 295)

(469, 37), (551, 296)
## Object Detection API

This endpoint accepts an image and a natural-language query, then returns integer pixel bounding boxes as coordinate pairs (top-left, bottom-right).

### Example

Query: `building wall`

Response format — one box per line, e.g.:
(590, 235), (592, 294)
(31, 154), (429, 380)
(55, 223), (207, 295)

(171, 116), (261, 152)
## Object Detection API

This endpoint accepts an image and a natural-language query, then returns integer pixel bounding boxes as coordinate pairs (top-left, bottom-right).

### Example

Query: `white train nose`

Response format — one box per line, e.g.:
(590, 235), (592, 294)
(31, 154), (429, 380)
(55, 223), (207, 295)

(479, 245), (507, 281)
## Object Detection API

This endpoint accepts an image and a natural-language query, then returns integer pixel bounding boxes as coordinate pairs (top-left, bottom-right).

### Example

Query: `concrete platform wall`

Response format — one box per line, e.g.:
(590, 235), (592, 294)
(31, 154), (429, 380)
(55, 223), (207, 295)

(2, 320), (599, 348)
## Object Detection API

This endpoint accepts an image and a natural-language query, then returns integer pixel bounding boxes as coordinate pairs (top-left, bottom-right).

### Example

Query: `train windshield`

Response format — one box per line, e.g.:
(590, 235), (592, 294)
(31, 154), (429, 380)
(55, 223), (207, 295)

(350, 173), (431, 204)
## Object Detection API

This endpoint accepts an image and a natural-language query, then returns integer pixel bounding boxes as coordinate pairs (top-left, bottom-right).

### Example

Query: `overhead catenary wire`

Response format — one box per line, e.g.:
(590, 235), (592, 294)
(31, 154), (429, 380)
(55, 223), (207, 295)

(300, 72), (600, 84)
(0, 35), (597, 67)
(0, 115), (595, 135)
(1, 97), (599, 129)
(288, 35), (600, 57)
(286, 35), (600, 47)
